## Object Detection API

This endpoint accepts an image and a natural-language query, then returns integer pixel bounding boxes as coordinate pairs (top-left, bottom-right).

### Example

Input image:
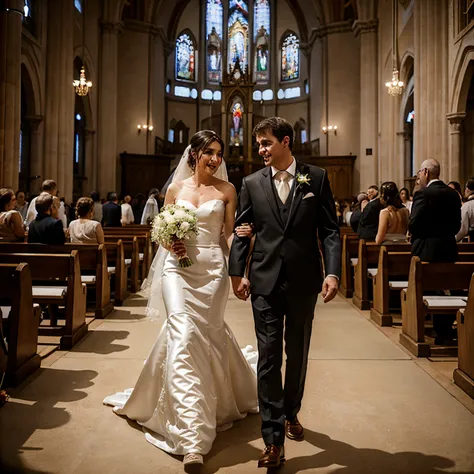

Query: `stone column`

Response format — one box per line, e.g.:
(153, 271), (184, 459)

(353, 19), (378, 191)
(414, 0), (449, 172)
(0, 0), (24, 189)
(84, 129), (96, 195)
(27, 115), (44, 195)
(447, 113), (465, 183)
(397, 125), (412, 182)
(97, 22), (122, 197)
(43, 0), (74, 201)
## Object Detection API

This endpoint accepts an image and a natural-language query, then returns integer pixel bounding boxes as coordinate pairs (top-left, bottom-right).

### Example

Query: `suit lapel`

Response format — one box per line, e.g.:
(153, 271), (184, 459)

(284, 161), (306, 232)
(260, 167), (284, 228)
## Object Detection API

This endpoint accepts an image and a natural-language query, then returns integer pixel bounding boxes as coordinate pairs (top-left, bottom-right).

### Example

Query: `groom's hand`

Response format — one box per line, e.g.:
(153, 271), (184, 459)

(322, 276), (338, 303)
(231, 276), (251, 301)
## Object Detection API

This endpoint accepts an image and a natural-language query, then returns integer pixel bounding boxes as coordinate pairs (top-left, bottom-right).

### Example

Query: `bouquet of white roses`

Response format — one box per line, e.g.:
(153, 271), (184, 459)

(151, 204), (199, 267)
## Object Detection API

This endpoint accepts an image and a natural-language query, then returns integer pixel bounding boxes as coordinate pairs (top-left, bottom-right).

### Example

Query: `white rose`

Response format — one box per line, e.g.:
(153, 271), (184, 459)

(173, 210), (187, 220)
(180, 221), (190, 233)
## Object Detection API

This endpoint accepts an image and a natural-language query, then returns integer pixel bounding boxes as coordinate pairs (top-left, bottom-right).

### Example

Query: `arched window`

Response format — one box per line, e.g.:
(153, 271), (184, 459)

(281, 32), (299, 82)
(74, 0), (82, 13)
(176, 31), (196, 82)
(206, 0), (223, 83)
(73, 58), (86, 200)
(228, 0), (249, 73)
(254, 0), (270, 82)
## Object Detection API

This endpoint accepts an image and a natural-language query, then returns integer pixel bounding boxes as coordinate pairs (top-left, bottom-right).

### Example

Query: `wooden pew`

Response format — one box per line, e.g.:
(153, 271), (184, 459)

(353, 240), (411, 310)
(371, 248), (474, 326)
(105, 236), (140, 293)
(0, 252), (87, 349)
(104, 232), (151, 283)
(104, 239), (129, 305)
(339, 234), (359, 298)
(454, 273), (474, 398)
(399, 257), (474, 357)
(0, 263), (41, 386)
(0, 242), (113, 319)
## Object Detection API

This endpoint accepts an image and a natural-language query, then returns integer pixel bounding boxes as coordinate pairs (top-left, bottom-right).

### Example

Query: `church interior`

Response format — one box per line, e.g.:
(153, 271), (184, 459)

(1, 0), (474, 473)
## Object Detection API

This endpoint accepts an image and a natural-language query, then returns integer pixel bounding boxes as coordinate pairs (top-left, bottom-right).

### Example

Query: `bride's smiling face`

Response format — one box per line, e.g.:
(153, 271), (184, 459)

(195, 141), (223, 176)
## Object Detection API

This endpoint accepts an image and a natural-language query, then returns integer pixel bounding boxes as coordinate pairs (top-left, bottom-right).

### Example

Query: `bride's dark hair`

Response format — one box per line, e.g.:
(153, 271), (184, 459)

(187, 130), (225, 171)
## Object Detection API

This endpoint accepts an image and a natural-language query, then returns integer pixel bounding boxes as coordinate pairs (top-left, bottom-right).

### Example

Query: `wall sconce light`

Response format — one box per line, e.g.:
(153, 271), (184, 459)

(322, 125), (337, 135)
(137, 124), (154, 135)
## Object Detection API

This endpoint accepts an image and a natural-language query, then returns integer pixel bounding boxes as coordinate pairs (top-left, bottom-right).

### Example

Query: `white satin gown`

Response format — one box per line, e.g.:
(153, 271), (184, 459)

(104, 199), (258, 456)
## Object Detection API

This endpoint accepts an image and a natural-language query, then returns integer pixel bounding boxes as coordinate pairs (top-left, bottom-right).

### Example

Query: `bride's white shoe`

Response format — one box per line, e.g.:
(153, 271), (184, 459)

(183, 453), (203, 466)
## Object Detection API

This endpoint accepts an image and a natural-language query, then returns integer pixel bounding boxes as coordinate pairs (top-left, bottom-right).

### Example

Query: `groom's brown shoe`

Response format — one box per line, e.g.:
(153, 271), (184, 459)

(257, 444), (285, 468)
(286, 416), (304, 441)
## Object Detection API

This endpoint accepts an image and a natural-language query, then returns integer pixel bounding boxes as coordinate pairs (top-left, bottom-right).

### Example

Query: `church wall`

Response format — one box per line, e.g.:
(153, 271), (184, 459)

(168, 100), (198, 137)
(326, 30), (360, 158)
(276, 100), (308, 131)
(309, 40), (324, 155)
(117, 28), (150, 156)
(151, 34), (166, 141)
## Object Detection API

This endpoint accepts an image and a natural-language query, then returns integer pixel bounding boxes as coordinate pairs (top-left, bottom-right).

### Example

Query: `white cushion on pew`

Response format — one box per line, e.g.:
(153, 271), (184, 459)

(423, 296), (467, 310)
(389, 281), (408, 289)
(0, 306), (10, 319)
(124, 259), (131, 266)
(368, 268), (378, 277)
(139, 253), (144, 261)
(81, 275), (96, 284)
(32, 286), (67, 298)
(108, 267), (116, 274)
(351, 258), (358, 267)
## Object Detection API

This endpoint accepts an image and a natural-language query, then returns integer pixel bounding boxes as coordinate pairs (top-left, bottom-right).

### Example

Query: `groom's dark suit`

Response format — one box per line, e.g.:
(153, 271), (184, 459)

(229, 161), (340, 446)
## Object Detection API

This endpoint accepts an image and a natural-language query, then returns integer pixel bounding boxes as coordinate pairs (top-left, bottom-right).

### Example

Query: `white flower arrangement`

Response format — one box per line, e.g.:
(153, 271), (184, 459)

(296, 173), (311, 186)
(151, 204), (199, 267)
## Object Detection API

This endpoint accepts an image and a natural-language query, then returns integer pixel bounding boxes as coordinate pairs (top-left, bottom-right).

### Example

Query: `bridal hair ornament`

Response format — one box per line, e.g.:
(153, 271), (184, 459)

(141, 143), (229, 321)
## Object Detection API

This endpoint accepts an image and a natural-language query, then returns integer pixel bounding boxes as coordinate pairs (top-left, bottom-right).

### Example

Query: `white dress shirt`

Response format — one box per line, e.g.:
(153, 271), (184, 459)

(271, 158), (296, 189)
(25, 196), (67, 229)
(456, 194), (474, 242)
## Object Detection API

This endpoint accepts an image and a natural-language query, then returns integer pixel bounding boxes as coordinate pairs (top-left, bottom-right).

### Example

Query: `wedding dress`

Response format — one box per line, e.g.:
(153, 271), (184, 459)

(103, 198), (258, 456)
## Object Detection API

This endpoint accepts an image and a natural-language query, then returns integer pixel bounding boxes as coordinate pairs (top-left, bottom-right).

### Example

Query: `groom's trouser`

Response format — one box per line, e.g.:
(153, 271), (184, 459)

(251, 269), (318, 446)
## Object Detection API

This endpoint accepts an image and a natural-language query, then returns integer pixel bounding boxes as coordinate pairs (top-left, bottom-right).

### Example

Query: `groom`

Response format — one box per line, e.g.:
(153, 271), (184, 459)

(229, 117), (341, 468)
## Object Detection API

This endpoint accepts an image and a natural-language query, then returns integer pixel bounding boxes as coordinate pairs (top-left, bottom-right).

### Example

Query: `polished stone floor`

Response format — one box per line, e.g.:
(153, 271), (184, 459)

(1, 292), (474, 474)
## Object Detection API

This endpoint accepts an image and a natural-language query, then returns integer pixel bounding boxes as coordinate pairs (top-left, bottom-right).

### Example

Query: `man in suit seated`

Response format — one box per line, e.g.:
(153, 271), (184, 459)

(28, 192), (66, 245)
(102, 192), (122, 227)
(357, 186), (385, 240)
(409, 158), (462, 343)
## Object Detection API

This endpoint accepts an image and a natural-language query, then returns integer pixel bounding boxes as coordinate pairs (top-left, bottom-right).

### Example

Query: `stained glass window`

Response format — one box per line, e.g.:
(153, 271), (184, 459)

(254, 0), (270, 82)
(230, 102), (244, 146)
(74, 0), (82, 13)
(281, 32), (299, 82)
(207, 0), (223, 82)
(176, 32), (196, 82)
(228, 0), (249, 73)
(23, 0), (31, 18)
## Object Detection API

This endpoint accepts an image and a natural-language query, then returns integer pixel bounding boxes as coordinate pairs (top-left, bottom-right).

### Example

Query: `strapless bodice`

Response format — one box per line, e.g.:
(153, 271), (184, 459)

(176, 199), (225, 247)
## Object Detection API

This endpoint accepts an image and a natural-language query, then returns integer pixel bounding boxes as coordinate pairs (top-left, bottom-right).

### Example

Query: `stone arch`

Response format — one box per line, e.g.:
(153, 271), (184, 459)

(73, 49), (95, 130)
(450, 45), (474, 114)
(21, 48), (42, 117)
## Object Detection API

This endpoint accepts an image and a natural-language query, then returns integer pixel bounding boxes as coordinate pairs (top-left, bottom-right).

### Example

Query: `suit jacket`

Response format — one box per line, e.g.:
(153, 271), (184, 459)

(229, 162), (341, 296)
(357, 198), (385, 241)
(102, 202), (122, 227)
(409, 181), (461, 262)
(28, 214), (66, 245)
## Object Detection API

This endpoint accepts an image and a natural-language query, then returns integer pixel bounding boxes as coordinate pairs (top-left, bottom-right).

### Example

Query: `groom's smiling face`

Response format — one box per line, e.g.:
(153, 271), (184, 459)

(255, 131), (291, 169)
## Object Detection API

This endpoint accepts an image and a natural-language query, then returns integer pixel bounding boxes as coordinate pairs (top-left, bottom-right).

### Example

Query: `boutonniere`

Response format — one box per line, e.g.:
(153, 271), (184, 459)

(296, 173), (311, 186)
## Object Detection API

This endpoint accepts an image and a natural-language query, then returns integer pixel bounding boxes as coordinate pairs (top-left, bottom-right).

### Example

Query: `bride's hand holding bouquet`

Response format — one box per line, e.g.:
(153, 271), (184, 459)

(151, 204), (199, 267)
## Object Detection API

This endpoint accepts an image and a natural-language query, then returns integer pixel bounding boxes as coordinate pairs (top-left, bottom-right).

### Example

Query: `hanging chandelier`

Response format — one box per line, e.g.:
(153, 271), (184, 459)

(73, 2), (92, 96)
(385, 0), (404, 96)
(73, 66), (92, 96)
(386, 69), (404, 96)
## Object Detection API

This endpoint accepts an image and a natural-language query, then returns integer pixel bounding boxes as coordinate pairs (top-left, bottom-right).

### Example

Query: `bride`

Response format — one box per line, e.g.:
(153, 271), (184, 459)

(104, 131), (258, 467)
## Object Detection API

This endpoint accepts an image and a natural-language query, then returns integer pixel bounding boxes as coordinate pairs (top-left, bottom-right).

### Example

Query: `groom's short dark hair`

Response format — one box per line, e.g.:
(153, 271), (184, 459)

(253, 117), (294, 150)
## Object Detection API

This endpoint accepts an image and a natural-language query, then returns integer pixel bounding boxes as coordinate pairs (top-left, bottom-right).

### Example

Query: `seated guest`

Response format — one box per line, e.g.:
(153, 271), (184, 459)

(26, 179), (67, 230)
(399, 187), (413, 213)
(367, 184), (379, 201)
(350, 193), (368, 232)
(448, 181), (463, 202)
(357, 190), (385, 241)
(69, 197), (105, 244)
(90, 191), (103, 223)
(121, 195), (135, 226)
(102, 192), (122, 227)
(141, 188), (160, 224)
(15, 190), (29, 220)
(456, 177), (474, 242)
(0, 188), (26, 242)
(375, 182), (409, 244)
(28, 192), (66, 245)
